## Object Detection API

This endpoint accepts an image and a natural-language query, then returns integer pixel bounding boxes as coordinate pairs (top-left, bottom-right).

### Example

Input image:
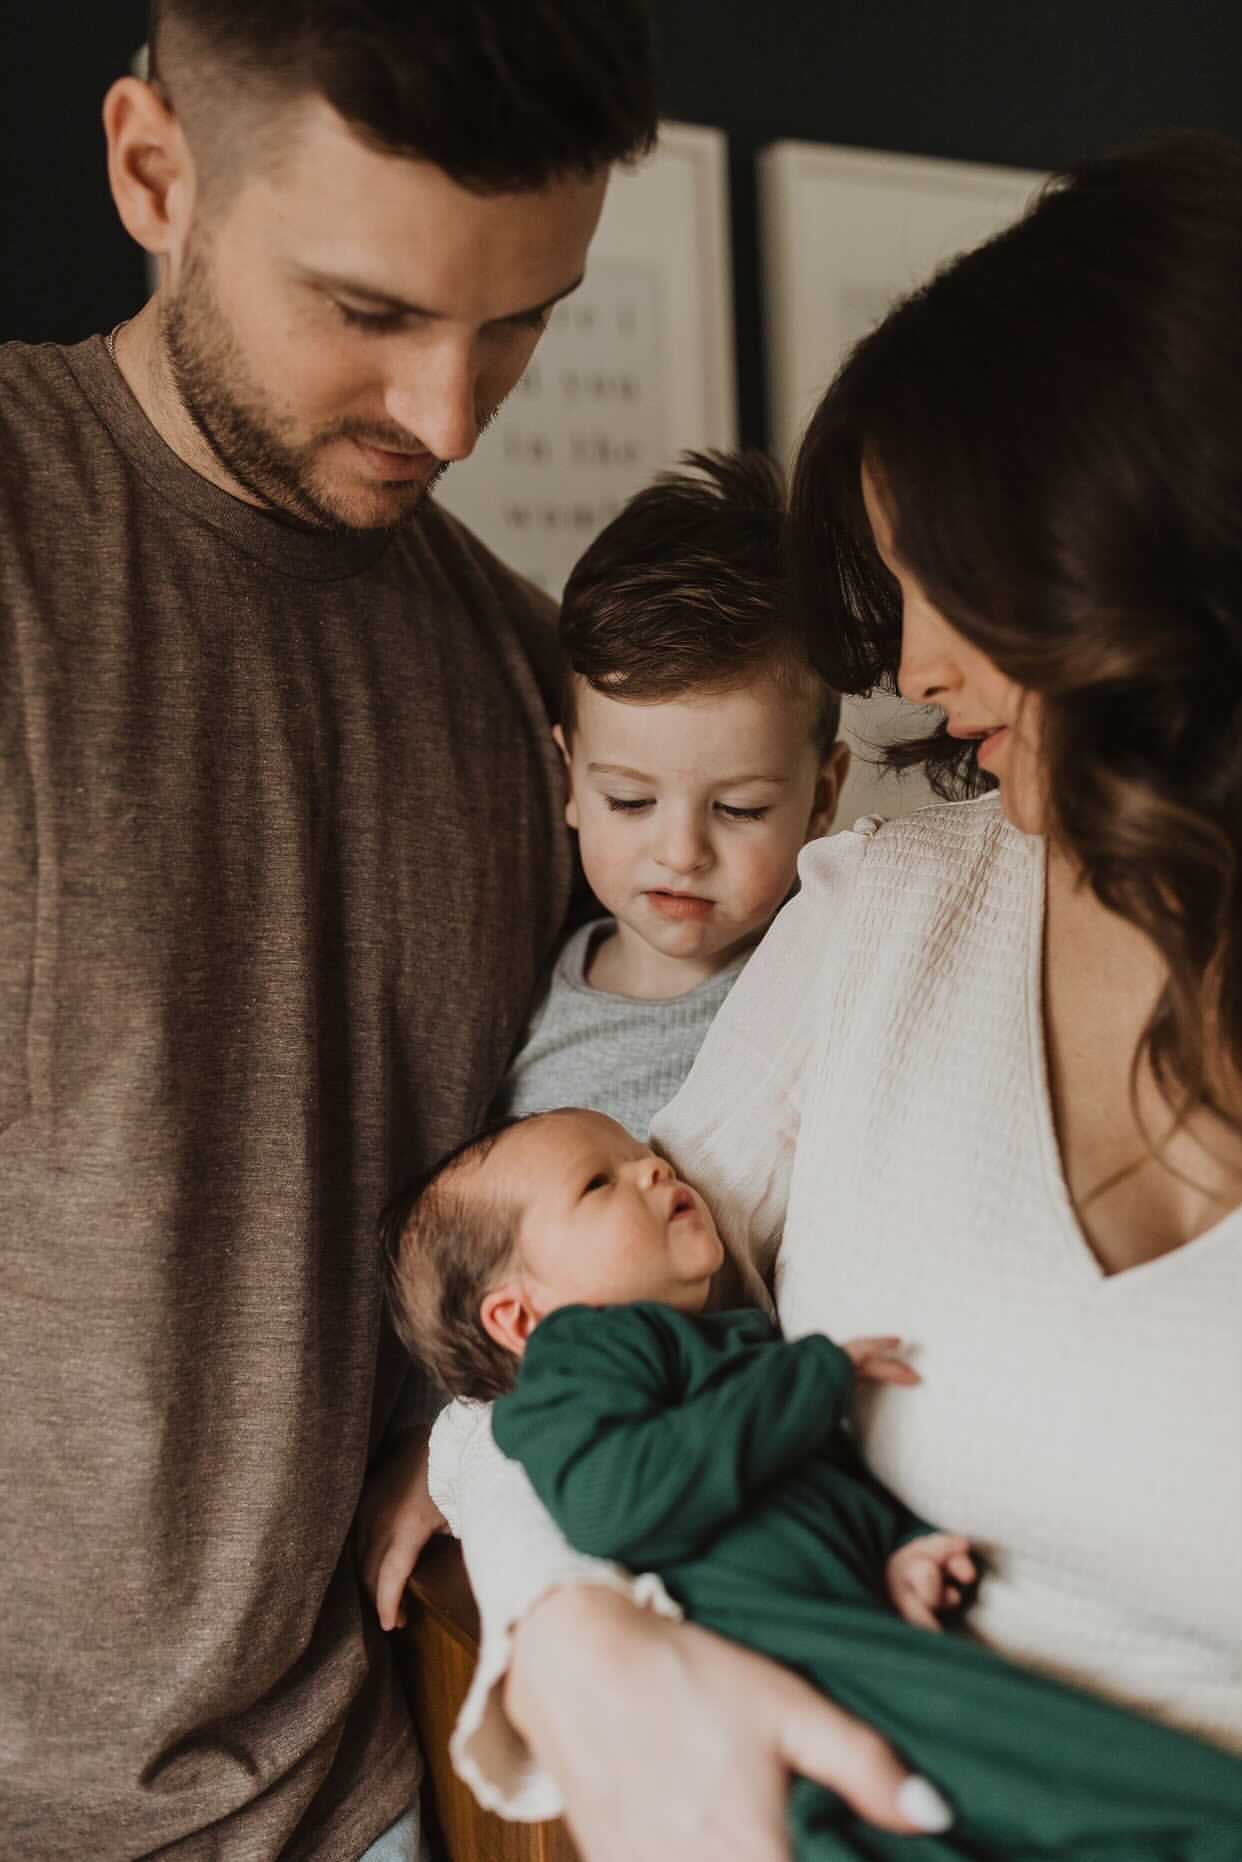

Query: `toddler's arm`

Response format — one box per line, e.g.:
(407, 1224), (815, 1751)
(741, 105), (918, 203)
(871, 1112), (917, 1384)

(493, 1303), (866, 1567)
(354, 1426), (447, 1628)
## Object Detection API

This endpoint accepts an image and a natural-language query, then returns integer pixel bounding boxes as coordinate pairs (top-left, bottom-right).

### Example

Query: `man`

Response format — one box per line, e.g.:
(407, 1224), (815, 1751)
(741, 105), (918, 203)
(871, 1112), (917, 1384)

(0, 4), (654, 1856)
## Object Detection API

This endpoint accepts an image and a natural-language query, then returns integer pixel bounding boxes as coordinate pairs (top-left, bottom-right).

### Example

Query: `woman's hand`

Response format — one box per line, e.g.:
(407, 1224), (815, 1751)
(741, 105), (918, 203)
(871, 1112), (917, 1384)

(507, 1587), (953, 1859)
(353, 1427), (447, 1629)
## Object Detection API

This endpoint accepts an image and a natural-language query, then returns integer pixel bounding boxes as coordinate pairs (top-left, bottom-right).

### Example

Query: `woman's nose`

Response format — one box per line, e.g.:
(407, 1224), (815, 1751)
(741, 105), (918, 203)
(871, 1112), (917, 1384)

(897, 608), (960, 706)
(897, 654), (949, 705)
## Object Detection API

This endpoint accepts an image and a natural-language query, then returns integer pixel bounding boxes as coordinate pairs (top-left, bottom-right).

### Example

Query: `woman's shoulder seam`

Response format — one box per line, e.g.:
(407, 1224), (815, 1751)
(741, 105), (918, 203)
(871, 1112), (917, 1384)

(850, 794), (1013, 860)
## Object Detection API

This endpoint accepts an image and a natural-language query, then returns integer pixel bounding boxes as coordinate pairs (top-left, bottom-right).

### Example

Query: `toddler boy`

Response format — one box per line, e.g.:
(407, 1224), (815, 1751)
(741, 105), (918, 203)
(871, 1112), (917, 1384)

(497, 448), (849, 1138)
(384, 1107), (1242, 1861)
(357, 451), (847, 1631)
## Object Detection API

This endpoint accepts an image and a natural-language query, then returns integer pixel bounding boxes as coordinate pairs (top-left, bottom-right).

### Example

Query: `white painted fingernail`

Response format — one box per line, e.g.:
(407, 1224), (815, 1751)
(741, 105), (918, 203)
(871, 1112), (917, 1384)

(897, 1775), (954, 1832)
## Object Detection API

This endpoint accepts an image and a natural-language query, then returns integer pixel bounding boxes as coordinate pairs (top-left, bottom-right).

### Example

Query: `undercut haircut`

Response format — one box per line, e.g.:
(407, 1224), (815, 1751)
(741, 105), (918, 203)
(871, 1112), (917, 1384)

(149, 0), (657, 196)
(381, 1118), (530, 1401)
(559, 449), (841, 753)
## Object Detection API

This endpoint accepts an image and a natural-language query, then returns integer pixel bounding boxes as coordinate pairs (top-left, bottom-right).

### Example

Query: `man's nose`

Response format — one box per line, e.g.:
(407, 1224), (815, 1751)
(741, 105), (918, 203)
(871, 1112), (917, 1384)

(383, 334), (481, 465)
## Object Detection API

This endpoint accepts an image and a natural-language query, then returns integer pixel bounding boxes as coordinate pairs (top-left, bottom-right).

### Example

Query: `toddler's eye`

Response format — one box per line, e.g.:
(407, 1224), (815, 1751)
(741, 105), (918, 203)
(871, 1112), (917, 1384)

(583, 1173), (609, 1194)
(605, 797), (652, 813)
(716, 804), (770, 822)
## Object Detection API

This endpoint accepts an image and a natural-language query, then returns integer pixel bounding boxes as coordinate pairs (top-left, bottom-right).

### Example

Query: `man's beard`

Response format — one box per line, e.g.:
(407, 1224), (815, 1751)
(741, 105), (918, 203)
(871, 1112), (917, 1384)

(162, 242), (450, 533)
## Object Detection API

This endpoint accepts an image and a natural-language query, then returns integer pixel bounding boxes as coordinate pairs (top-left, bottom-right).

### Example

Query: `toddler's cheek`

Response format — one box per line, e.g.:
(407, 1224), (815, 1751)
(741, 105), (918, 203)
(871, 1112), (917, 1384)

(579, 847), (628, 909)
(735, 851), (803, 924)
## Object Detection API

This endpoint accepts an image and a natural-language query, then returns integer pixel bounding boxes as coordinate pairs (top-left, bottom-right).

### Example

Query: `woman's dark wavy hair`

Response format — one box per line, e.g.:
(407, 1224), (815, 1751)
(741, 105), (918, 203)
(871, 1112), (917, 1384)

(790, 132), (1242, 1129)
(149, 0), (657, 192)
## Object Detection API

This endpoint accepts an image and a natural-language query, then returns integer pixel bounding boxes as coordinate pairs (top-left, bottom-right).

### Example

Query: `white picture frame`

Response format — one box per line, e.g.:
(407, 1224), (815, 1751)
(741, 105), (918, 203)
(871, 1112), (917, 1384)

(434, 121), (736, 596)
(760, 141), (1045, 826)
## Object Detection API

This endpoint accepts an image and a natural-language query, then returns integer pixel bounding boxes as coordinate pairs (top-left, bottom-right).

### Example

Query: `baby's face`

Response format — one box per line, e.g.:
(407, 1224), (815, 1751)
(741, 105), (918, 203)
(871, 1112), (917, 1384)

(484, 1110), (724, 1316)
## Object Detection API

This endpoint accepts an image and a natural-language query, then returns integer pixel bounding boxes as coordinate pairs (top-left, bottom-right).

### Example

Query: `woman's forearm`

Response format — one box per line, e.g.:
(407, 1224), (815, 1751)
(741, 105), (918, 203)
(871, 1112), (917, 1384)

(428, 1397), (682, 1819)
(433, 1397), (672, 1635)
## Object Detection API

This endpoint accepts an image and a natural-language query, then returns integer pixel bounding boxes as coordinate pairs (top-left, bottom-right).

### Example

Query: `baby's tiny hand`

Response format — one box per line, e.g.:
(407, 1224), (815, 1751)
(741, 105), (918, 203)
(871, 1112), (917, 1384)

(886, 1534), (977, 1631)
(842, 1335), (920, 1387)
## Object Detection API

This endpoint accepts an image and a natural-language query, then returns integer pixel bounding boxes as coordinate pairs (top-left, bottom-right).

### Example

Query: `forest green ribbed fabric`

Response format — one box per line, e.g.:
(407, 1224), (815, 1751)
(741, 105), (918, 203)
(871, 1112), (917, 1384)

(495, 1303), (1242, 1860)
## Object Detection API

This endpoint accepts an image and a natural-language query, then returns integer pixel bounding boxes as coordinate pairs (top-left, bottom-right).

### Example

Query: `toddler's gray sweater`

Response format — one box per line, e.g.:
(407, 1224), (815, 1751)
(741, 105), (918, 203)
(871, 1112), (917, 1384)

(497, 918), (748, 1140)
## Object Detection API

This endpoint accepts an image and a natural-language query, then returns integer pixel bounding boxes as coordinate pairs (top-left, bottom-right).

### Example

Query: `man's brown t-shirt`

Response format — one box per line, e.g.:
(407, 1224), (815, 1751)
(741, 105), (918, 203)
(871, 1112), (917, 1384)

(0, 338), (571, 1859)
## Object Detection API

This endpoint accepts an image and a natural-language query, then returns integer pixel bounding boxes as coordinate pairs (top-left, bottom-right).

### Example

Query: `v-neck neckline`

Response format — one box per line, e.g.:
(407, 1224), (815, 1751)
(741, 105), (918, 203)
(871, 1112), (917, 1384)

(1023, 838), (1242, 1289)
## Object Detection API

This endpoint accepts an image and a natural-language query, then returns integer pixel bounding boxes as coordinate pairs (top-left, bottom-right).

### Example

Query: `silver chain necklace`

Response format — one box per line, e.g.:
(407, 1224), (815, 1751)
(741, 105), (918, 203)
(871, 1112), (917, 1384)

(105, 319), (130, 365)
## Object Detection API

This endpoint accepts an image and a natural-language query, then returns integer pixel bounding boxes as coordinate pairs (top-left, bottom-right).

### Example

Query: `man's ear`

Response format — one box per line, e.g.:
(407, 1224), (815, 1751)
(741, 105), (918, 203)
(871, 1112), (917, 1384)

(551, 724), (579, 832)
(103, 76), (196, 268)
(480, 1279), (542, 1360)
(807, 740), (851, 840)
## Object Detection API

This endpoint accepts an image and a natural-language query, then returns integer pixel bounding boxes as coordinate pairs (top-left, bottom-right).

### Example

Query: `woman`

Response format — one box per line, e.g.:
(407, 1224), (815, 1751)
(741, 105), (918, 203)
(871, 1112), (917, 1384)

(437, 133), (1242, 1858)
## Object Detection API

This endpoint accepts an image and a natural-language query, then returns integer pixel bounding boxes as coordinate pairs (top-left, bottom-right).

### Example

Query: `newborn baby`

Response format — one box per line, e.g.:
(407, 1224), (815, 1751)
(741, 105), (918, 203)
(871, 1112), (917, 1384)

(384, 1108), (1242, 1860)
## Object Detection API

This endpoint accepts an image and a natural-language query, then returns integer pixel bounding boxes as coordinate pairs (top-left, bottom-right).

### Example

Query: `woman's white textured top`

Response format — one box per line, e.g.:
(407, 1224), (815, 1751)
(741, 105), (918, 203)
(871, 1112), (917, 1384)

(431, 797), (1242, 1816)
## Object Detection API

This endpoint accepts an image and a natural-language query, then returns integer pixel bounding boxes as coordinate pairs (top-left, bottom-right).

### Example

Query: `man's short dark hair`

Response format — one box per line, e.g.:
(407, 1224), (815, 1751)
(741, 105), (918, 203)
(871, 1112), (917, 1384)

(149, 0), (657, 193)
(559, 450), (842, 753)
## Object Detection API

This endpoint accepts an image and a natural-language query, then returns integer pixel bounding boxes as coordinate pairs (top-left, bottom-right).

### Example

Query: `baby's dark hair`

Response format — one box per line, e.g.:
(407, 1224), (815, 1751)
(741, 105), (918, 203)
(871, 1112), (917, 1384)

(381, 1118), (530, 1401)
(559, 449), (841, 752)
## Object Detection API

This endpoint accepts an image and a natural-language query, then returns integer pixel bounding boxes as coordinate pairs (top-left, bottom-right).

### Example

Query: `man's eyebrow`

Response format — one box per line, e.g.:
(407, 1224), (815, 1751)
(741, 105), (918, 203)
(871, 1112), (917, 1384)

(586, 762), (790, 785)
(296, 268), (585, 325)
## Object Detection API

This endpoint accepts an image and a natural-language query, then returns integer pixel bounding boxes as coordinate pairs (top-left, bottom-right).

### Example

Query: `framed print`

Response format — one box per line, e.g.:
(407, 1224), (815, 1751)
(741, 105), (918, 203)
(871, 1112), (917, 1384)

(434, 121), (737, 597)
(761, 141), (1044, 825)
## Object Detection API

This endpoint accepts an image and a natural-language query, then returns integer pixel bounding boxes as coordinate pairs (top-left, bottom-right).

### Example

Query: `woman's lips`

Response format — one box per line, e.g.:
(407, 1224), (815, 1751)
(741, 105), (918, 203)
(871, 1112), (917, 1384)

(645, 891), (714, 921)
(975, 726), (1009, 771)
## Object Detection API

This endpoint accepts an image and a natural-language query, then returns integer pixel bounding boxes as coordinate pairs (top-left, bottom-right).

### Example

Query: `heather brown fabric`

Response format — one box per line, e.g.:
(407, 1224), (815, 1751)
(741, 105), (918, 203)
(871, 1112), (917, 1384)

(0, 337), (572, 1860)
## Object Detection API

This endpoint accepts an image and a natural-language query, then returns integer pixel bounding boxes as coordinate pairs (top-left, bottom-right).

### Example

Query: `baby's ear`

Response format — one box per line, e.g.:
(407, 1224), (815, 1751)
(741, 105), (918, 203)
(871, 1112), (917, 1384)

(551, 725), (579, 831)
(480, 1280), (539, 1360)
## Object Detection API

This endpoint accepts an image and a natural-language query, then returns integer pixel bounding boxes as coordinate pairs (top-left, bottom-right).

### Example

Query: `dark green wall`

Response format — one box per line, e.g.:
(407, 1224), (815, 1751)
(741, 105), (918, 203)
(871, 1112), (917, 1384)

(4, 2), (1239, 442)
(2, 5), (151, 351)
(652, 0), (1241, 441)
